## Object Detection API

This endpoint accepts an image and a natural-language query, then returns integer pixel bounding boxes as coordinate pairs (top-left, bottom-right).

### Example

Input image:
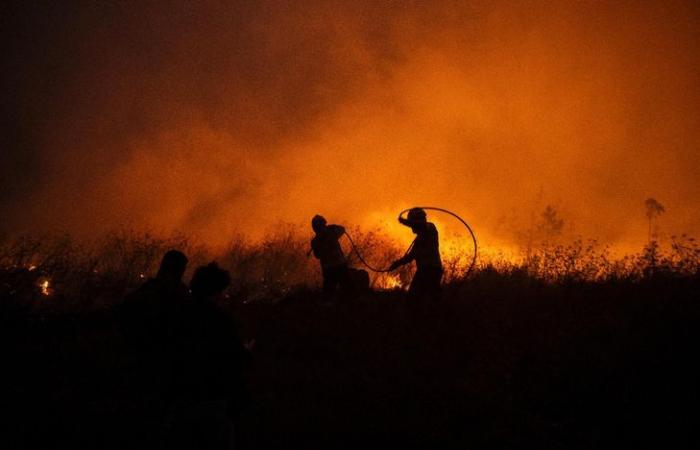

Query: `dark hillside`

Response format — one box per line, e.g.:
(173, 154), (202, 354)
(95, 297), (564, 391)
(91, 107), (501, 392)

(5, 272), (699, 449)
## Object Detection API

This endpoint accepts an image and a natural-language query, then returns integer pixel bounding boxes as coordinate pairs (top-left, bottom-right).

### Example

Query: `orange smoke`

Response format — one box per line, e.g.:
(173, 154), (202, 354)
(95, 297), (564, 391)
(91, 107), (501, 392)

(3, 1), (699, 256)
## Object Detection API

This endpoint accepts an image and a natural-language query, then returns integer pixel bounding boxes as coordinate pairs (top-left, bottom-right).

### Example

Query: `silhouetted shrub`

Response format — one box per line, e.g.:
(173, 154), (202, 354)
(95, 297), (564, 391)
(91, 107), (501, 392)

(1, 228), (698, 310)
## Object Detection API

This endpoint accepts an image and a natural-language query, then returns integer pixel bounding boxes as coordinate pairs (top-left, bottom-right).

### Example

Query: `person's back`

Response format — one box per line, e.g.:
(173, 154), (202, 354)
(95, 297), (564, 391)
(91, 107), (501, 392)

(310, 215), (349, 301)
(179, 293), (250, 404)
(411, 222), (442, 271)
(116, 250), (190, 445)
(171, 262), (251, 450)
(118, 250), (190, 356)
(311, 225), (346, 269)
(388, 209), (443, 299)
(120, 278), (187, 348)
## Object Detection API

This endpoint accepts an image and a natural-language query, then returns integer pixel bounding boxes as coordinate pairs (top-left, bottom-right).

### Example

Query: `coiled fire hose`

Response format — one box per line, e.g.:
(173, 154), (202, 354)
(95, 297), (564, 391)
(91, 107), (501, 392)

(343, 207), (478, 280)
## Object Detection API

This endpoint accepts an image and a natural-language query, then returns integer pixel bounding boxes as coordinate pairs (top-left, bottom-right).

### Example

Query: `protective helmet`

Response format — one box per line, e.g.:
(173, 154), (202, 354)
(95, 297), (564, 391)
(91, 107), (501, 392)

(311, 214), (327, 229)
(407, 208), (427, 223)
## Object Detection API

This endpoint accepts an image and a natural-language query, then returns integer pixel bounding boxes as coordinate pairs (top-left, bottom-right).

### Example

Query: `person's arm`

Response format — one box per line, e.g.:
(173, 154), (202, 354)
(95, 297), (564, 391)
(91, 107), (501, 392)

(389, 245), (415, 271)
(327, 224), (346, 239)
(311, 239), (321, 258)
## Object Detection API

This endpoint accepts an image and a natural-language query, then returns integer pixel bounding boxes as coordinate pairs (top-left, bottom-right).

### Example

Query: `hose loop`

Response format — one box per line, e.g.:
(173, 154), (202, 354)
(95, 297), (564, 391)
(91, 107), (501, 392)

(344, 207), (478, 281)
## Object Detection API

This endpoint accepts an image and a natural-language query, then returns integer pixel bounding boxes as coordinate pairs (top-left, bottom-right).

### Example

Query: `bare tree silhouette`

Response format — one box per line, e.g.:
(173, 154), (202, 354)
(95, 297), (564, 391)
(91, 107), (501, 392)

(644, 198), (665, 244)
(538, 205), (565, 242)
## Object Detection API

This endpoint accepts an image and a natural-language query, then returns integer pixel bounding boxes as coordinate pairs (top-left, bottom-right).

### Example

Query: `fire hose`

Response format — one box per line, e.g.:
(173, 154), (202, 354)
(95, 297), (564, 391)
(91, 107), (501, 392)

(343, 207), (478, 280)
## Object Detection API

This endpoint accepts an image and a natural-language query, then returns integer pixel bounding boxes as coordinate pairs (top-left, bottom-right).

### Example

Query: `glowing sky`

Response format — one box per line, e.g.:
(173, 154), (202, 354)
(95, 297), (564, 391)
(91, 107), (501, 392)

(2, 0), (699, 250)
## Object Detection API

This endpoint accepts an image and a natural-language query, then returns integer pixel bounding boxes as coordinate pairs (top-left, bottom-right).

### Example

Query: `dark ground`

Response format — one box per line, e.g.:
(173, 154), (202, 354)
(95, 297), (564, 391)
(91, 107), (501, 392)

(4, 272), (700, 449)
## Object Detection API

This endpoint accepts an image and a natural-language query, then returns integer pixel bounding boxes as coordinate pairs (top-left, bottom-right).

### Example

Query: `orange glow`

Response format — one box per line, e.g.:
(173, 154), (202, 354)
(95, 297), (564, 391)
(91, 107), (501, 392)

(39, 279), (51, 296)
(3, 1), (699, 260)
(375, 274), (404, 291)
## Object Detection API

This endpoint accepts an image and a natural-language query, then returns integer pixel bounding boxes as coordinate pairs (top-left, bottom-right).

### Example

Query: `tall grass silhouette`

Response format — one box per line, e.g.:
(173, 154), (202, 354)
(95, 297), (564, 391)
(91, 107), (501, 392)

(2, 228), (699, 449)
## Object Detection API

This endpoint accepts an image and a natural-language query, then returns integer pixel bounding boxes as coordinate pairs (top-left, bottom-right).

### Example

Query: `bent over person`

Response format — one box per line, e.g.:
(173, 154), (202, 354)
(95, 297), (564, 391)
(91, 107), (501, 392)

(389, 208), (443, 299)
(310, 214), (349, 301)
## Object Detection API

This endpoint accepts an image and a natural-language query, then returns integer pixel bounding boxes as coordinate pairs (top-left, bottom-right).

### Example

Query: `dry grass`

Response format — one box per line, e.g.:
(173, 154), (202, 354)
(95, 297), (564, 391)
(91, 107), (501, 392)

(1, 229), (698, 312)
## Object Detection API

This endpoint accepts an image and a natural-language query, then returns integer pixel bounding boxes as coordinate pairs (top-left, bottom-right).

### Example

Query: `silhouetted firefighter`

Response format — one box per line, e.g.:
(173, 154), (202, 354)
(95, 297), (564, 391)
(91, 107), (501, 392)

(310, 215), (350, 301)
(389, 208), (443, 299)
(118, 249), (190, 366)
(119, 254), (253, 449)
(116, 249), (190, 446)
(170, 262), (252, 450)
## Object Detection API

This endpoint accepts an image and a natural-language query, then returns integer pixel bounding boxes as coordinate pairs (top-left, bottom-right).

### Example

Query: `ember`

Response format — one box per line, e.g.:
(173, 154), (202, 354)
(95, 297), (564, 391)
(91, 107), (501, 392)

(39, 279), (50, 296)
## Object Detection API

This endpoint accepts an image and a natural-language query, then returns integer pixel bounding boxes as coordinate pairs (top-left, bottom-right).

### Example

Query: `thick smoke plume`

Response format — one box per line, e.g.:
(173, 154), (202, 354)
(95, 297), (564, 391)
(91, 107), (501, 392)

(2, 0), (699, 252)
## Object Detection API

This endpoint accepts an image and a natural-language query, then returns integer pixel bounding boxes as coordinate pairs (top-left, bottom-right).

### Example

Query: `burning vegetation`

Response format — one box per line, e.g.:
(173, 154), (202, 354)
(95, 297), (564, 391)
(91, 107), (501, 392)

(3, 2), (700, 448)
(0, 225), (698, 311)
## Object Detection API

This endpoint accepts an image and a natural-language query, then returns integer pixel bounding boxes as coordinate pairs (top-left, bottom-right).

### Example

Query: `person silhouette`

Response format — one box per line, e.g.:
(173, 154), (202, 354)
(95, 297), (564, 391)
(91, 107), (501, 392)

(388, 208), (443, 300)
(310, 215), (349, 302)
(116, 250), (191, 446)
(170, 262), (252, 450)
(118, 249), (190, 351)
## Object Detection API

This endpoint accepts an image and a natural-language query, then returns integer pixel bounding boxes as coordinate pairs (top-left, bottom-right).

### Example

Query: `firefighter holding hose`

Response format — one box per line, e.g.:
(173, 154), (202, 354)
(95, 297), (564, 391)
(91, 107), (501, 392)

(310, 214), (349, 301)
(388, 208), (443, 299)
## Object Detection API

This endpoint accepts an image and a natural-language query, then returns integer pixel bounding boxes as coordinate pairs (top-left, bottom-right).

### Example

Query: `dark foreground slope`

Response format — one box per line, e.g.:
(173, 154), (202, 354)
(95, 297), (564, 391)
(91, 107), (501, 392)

(5, 272), (700, 449)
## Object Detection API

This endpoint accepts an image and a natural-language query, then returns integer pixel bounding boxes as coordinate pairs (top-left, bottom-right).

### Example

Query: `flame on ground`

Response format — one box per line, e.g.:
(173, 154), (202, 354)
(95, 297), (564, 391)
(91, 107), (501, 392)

(39, 279), (51, 296)
(376, 274), (403, 291)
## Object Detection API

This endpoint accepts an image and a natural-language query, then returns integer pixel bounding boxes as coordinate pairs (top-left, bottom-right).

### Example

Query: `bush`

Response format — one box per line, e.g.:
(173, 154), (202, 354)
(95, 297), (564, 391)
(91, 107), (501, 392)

(1, 228), (698, 312)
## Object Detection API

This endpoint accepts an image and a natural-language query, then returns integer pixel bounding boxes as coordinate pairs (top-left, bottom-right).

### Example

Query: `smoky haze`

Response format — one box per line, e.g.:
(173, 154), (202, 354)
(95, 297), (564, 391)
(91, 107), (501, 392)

(2, 0), (699, 251)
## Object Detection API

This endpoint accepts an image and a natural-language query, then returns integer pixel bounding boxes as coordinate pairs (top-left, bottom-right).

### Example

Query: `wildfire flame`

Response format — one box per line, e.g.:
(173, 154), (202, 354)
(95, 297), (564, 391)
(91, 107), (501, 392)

(39, 279), (51, 296)
(377, 274), (403, 291)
